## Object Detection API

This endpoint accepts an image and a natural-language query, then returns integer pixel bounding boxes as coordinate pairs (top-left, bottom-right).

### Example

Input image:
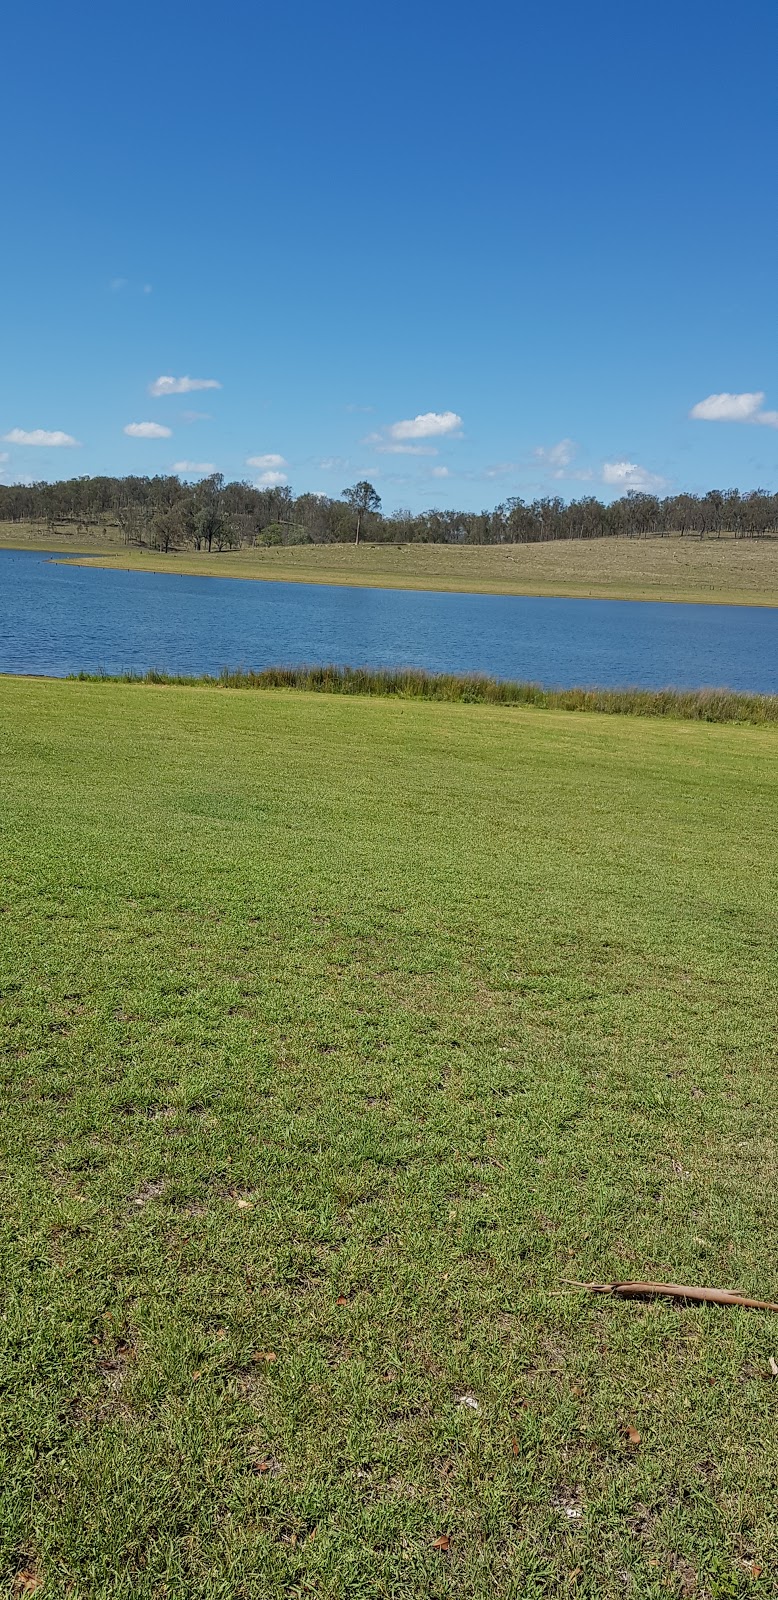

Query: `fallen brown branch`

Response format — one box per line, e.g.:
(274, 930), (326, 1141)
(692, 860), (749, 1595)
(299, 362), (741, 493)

(562, 1280), (778, 1312)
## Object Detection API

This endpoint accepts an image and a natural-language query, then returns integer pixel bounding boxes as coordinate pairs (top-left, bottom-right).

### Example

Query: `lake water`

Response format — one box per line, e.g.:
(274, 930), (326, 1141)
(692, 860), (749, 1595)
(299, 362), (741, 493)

(1, 547), (777, 692)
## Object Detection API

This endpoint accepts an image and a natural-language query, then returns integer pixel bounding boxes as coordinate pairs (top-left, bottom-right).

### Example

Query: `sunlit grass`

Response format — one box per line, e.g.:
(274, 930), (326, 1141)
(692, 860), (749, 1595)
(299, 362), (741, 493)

(71, 663), (778, 725)
(4, 522), (778, 605)
(2, 677), (777, 1597)
(61, 534), (778, 606)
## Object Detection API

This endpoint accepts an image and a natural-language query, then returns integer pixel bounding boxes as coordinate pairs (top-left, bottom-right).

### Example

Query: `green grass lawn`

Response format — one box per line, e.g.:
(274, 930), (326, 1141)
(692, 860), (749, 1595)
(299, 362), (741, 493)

(2, 679), (777, 1598)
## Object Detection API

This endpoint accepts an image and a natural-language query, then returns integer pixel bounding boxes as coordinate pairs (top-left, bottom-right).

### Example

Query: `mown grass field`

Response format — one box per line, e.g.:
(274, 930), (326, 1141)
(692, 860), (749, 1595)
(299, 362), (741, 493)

(2, 678), (777, 1598)
(3, 521), (778, 606)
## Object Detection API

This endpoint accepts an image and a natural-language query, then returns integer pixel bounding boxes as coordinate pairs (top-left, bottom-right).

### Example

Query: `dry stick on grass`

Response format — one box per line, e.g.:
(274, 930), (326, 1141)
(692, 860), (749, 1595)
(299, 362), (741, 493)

(562, 1280), (778, 1312)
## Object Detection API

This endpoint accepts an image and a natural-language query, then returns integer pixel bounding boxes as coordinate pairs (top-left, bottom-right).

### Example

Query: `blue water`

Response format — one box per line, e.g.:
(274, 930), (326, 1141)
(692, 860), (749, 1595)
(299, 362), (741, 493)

(1, 547), (777, 691)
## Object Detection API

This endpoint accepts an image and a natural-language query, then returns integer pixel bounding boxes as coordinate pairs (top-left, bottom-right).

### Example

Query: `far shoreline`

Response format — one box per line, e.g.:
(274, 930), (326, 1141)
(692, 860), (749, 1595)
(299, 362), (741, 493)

(3, 530), (778, 609)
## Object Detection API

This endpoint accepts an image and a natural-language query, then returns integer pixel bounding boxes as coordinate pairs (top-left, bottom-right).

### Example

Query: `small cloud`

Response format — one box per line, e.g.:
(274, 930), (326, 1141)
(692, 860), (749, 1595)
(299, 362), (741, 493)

(431, 465), (450, 478)
(173, 460), (217, 475)
(110, 276), (151, 295)
(2, 427), (80, 447)
(689, 391), (765, 423)
(181, 410), (212, 423)
(481, 461), (518, 479)
(534, 438), (577, 474)
(149, 375), (221, 397)
(389, 410), (462, 440)
(317, 456), (347, 471)
(124, 421), (172, 439)
(0, 451), (8, 463)
(255, 470), (288, 486)
(245, 453), (287, 469)
(371, 440), (439, 456)
(602, 459), (666, 490)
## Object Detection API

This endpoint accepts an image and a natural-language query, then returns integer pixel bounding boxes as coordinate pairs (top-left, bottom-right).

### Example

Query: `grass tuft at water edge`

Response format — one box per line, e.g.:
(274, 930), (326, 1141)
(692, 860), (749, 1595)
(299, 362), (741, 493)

(68, 662), (778, 724)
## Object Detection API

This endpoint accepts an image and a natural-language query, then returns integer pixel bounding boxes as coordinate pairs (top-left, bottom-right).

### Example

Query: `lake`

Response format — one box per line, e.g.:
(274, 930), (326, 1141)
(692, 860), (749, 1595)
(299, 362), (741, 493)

(1, 547), (777, 691)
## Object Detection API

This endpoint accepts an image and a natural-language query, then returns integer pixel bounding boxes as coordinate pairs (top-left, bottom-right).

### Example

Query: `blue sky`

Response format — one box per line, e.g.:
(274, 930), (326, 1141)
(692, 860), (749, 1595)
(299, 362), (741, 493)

(2, 0), (778, 512)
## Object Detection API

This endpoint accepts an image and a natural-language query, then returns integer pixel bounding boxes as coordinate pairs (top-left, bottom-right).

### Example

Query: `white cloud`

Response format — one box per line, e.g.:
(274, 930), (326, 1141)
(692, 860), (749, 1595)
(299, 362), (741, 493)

(690, 391), (765, 423)
(389, 410), (463, 440)
(173, 460), (217, 475)
(110, 276), (152, 295)
(317, 456), (347, 471)
(371, 440), (439, 456)
(149, 375), (221, 397)
(245, 453), (287, 469)
(689, 390), (778, 427)
(2, 427), (80, 447)
(431, 465), (450, 478)
(255, 470), (288, 486)
(602, 459), (666, 490)
(534, 438), (577, 473)
(124, 421), (172, 439)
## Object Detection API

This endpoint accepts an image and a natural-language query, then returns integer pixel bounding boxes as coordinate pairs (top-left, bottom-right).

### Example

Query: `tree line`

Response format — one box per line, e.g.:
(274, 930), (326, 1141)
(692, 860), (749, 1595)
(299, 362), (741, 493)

(2, 473), (778, 546)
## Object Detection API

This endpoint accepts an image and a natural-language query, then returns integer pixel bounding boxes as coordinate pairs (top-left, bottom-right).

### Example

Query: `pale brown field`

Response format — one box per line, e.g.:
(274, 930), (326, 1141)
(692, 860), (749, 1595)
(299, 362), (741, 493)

(3, 522), (778, 605)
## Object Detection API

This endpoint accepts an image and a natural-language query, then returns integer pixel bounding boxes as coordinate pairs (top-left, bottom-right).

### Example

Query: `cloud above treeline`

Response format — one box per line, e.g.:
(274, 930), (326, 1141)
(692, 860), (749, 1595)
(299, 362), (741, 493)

(531, 439), (664, 491)
(389, 411), (462, 440)
(173, 461), (217, 475)
(364, 410), (464, 457)
(3, 427), (80, 447)
(533, 439), (578, 476)
(690, 391), (778, 427)
(124, 421), (172, 439)
(245, 453), (287, 470)
(149, 375), (222, 397)
(601, 459), (666, 490)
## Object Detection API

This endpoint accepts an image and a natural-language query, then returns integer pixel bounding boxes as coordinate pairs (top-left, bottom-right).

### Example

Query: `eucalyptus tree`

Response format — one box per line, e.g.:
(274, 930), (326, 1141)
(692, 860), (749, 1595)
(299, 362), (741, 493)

(342, 481), (381, 545)
(7, 473), (778, 547)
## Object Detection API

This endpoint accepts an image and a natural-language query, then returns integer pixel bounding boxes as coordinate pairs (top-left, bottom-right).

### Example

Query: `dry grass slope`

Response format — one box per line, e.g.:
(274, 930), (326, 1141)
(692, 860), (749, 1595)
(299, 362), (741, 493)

(3, 521), (778, 605)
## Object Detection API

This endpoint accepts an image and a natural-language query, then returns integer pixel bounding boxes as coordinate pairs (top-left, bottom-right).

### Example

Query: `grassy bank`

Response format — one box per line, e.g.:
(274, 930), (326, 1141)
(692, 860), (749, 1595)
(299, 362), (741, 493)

(4, 522), (778, 605)
(60, 535), (778, 606)
(2, 678), (778, 1597)
(71, 663), (778, 726)
(0, 520), (125, 555)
